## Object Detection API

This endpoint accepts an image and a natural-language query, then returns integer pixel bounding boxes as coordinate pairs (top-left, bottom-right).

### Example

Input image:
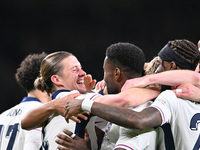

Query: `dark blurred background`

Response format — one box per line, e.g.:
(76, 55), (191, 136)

(0, 0), (199, 113)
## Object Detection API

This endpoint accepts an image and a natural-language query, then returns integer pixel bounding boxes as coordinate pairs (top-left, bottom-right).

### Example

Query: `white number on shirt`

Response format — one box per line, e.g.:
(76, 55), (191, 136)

(0, 123), (19, 150)
(190, 113), (200, 150)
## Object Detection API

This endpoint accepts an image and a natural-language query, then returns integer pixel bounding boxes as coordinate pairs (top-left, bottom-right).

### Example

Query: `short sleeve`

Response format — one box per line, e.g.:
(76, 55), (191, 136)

(150, 90), (178, 125)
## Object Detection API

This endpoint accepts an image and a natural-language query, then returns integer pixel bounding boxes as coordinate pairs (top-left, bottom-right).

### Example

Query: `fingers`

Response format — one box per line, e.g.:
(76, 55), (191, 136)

(95, 80), (105, 91)
(69, 116), (81, 123)
(84, 129), (89, 141)
(63, 109), (68, 117)
(84, 74), (97, 90)
(57, 145), (68, 150)
(56, 132), (72, 147)
(63, 129), (76, 138)
(56, 130), (78, 150)
(175, 89), (182, 94)
(77, 113), (88, 120)
(172, 87), (188, 98)
(84, 74), (92, 82)
(66, 113), (71, 123)
(91, 79), (97, 89)
(71, 93), (81, 98)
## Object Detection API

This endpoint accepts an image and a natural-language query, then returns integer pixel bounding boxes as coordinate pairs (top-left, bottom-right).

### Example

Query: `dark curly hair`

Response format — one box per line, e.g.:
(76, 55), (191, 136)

(15, 52), (47, 92)
(106, 42), (145, 78)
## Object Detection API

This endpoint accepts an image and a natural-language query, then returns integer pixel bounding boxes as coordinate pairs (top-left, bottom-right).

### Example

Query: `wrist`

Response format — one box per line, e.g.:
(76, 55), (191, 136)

(81, 98), (94, 113)
(147, 74), (153, 85)
(48, 100), (61, 113)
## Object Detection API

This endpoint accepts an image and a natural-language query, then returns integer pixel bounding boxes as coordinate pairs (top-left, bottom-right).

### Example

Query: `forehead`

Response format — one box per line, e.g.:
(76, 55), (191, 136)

(103, 57), (113, 69)
(157, 57), (163, 63)
(157, 56), (161, 61)
(61, 55), (81, 68)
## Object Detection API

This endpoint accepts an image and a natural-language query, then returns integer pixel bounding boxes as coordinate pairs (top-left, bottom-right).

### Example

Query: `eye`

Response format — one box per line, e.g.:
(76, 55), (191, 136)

(155, 61), (159, 68)
(72, 67), (78, 72)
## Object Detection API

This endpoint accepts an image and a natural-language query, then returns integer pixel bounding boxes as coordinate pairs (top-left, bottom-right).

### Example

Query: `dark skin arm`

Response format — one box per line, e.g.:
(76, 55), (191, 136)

(66, 101), (162, 131)
(92, 102), (162, 130)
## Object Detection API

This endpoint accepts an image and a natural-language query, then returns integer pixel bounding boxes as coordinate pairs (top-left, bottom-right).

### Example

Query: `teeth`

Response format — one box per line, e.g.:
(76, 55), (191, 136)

(78, 80), (84, 84)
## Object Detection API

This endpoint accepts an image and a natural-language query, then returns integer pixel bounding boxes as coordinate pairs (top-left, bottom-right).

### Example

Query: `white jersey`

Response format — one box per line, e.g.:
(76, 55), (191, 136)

(100, 101), (163, 150)
(41, 90), (100, 150)
(100, 123), (120, 150)
(151, 90), (200, 150)
(0, 97), (43, 150)
(114, 101), (160, 150)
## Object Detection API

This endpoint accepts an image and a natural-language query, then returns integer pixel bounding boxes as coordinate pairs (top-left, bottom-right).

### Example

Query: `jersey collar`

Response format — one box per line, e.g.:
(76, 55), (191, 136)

(20, 97), (41, 103)
(52, 89), (70, 99)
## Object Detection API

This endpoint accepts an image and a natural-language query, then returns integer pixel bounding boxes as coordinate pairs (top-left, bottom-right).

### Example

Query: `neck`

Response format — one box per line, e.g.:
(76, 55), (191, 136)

(28, 89), (51, 104)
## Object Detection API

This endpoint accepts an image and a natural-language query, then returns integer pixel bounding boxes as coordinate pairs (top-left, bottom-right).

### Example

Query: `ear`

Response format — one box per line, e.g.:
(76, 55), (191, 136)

(169, 61), (177, 70)
(114, 67), (121, 81)
(51, 75), (63, 86)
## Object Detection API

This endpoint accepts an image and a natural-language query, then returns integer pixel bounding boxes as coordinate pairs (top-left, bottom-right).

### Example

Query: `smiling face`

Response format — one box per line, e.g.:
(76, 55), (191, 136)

(53, 55), (87, 93)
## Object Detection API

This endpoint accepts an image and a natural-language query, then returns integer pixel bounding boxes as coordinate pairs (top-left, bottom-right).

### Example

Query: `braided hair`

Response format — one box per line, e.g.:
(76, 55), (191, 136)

(168, 39), (200, 65)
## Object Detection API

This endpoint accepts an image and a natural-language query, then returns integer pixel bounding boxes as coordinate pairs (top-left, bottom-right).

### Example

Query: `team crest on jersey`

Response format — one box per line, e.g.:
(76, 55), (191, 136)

(157, 98), (166, 105)
(121, 128), (138, 137)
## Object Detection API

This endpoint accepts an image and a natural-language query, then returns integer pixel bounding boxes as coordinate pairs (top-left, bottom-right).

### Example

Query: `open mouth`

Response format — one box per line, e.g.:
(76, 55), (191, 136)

(77, 80), (84, 84)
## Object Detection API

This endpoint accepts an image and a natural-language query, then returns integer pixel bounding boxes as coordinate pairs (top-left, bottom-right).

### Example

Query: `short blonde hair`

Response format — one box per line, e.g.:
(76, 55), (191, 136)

(144, 56), (158, 75)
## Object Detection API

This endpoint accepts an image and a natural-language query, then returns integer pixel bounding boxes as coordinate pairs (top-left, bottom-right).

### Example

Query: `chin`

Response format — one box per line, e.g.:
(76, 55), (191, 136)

(77, 85), (87, 94)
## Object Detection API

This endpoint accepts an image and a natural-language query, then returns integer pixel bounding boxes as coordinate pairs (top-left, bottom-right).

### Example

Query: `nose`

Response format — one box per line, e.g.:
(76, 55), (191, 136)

(155, 65), (163, 74)
(79, 69), (86, 76)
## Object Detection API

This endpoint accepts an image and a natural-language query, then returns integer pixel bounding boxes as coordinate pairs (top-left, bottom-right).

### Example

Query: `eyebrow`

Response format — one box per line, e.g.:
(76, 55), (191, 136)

(70, 65), (82, 70)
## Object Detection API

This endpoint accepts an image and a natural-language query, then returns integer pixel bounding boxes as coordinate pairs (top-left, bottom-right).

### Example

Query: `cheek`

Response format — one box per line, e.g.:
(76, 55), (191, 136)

(103, 73), (109, 83)
(155, 65), (165, 73)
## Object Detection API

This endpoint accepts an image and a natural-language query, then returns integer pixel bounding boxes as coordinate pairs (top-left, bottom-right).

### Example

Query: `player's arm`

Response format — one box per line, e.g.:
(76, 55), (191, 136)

(21, 100), (58, 130)
(21, 93), (81, 130)
(94, 87), (160, 108)
(122, 70), (200, 91)
(66, 100), (162, 130)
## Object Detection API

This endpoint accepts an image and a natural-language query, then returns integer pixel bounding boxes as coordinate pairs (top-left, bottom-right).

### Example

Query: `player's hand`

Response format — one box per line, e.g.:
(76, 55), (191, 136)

(173, 83), (200, 102)
(94, 80), (105, 92)
(68, 113), (89, 124)
(56, 129), (90, 150)
(121, 76), (149, 91)
(65, 99), (85, 123)
(84, 74), (97, 92)
(54, 93), (81, 116)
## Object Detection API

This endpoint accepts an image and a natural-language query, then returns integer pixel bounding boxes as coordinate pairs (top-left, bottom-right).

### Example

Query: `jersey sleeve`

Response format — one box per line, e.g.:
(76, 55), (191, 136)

(150, 90), (178, 125)
(114, 102), (157, 150)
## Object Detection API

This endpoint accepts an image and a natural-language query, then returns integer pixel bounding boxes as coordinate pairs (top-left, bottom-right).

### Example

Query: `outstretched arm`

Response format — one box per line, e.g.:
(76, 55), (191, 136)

(21, 93), (81, 130)
(63, 87), (160, 122)
(94, 87), (160, 108)
(122, 70), (200, 91)
(66, 100), (162, 130)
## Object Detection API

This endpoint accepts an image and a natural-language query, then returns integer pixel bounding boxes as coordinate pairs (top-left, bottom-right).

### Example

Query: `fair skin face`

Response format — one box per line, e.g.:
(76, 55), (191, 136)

(21, 55), (97, 130)
(51, 55), (88, 94)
